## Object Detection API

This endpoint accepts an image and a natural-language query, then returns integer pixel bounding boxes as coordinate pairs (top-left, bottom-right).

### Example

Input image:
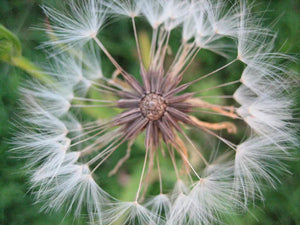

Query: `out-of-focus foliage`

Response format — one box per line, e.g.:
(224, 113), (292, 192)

(0, 24), (51, 82)
(0, 24), (22, 62)
(0, 0), (299, 224)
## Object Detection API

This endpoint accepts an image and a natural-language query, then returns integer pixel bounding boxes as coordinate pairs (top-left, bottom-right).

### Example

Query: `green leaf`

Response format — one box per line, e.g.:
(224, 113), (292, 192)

(0, 24), (22, 62)
(10, 56), (51, 82)
(0, 24), (53, 83)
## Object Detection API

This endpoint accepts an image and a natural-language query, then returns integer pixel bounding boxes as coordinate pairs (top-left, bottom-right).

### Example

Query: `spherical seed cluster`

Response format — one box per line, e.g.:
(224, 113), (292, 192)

(140, 93), (166, 120)
(11, 0), (298, 225)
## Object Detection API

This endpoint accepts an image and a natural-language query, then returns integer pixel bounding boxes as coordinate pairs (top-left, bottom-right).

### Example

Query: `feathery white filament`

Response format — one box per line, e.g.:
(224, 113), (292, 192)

(234, 135), (291, 205)
(42, 0), (107, 48)
(104, 202), (157, 225)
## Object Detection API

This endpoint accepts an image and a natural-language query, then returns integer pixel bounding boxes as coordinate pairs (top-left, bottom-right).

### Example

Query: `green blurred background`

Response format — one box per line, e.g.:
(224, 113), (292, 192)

(0, 0), (299, 224)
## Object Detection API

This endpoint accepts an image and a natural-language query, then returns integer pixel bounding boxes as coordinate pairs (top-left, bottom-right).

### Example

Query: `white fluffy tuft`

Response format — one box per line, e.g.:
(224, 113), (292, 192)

(234, 135), (291, 206)
(37, 164), (110, 224)
(104, 202), (157, 225)
(104, 0), (142, 18)
(145, 194), (171, 224)
(41, 0), (107, 48)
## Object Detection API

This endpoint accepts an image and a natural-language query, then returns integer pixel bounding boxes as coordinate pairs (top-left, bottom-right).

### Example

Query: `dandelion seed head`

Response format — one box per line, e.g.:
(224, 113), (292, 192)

(11, 0), (298, 224)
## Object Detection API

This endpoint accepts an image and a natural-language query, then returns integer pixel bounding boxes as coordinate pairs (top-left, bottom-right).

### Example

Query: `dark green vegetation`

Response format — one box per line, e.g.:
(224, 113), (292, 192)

(0, 0), (299, 224)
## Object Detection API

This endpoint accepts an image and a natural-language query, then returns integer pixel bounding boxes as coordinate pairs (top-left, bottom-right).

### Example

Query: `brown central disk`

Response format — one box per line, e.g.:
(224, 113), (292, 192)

(140, 93), (167, 120)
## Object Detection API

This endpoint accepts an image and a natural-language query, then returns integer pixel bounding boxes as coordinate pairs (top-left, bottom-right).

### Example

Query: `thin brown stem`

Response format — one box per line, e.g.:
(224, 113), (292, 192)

(131, 17), (144, 69)
(158, 30), (171, 68)
(179, 131), (209, 166)
(192, 58), (239, 85)
(70, 127), (110, 147)
(150, 28), (158, 64)
(191, 109), (243, 120)
(90, 145), (120, 174)
(93, 37), (127, 77)
(195, 79), (240, 94)
(108, 139), (134, 176)
(187, 98), (239, 119)
(90, 85), (118, 96)
(172, 140), (201, 180)
(164, 59), (238, 97)
(156, 153), (163, 194)
(135, 146), (149, 203)
(198, 95), (234, 99)
(168, 146), (180, 181)
(72, 97), (117, 103)
(91, 80), (121, 92)
(85, 133), (123, 162)
(71, 104), (116, 108)
(178, 46), (201, 76)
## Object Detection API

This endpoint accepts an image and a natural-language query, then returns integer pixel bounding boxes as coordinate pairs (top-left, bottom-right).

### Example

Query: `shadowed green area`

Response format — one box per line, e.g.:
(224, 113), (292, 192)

(0, 0), (299, 224)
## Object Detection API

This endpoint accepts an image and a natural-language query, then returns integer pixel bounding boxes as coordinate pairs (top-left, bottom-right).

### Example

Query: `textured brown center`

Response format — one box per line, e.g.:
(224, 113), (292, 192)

(140, 93), (166, 120)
